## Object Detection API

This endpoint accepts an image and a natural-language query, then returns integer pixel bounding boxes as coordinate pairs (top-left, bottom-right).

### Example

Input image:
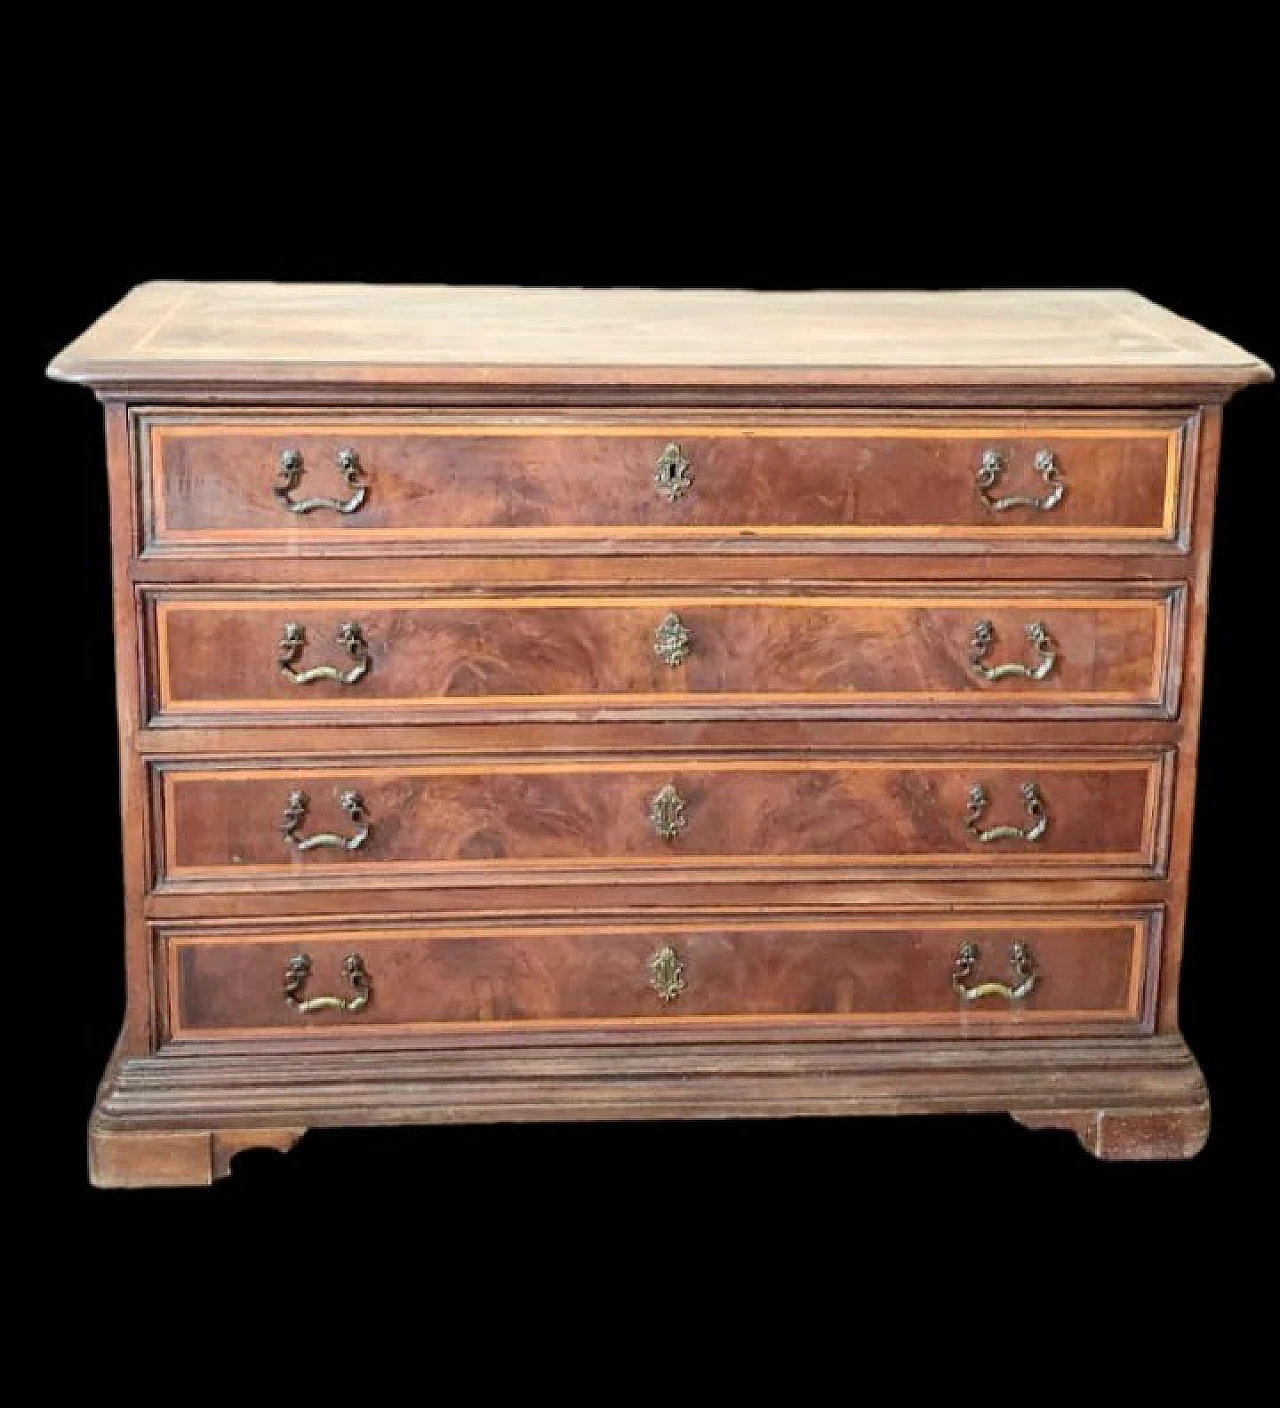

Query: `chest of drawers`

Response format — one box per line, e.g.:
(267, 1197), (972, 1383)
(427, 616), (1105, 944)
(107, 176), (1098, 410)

(50, 283), (1269, 1186)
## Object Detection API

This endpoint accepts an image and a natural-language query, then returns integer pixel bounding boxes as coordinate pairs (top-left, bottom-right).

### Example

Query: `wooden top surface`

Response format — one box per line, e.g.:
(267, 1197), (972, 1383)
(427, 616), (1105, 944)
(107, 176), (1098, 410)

(47, 282), (1271, 390)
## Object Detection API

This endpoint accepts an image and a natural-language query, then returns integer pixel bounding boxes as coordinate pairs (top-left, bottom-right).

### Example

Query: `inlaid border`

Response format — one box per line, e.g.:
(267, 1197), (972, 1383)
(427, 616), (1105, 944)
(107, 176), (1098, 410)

(157, 909), (1160, 1043)
(150, 752), (1174, 889)
(138, 412), (1195, 555)
(141, 583), (1187, 725)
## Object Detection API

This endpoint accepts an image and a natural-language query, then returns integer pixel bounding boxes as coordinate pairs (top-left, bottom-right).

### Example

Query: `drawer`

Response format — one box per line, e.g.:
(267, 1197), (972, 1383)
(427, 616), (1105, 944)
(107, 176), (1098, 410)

(148, 585), (1183, 723)
(154, 753), (1172, 889)
(142, 414), (1193, 552)
(158, 911), (1160, 1042)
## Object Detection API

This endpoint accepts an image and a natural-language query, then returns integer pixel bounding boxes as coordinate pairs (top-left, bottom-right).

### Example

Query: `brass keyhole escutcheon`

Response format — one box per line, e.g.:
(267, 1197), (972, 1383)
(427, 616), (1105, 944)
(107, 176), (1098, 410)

(649, 784), (688, 840)
(654, 442), (693, 502)
(654, 612), (692, 667)
(648, 945), (686, 1002)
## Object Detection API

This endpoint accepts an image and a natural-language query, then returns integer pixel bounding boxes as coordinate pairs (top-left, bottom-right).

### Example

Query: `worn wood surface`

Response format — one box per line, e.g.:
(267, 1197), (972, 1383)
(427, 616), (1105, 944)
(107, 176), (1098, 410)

(88, 1125), (304, 1189)
(87, 1033), (1209, 1184)
(48, 284), (1272, 388)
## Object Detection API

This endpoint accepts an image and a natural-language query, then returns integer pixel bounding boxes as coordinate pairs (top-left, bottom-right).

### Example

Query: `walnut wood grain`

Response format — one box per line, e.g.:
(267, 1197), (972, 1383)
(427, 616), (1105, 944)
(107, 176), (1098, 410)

(156, 756), (1168, 884)
(140, 880), (1174, 925)
(105, 404), (153, 1054)
(1010, 1106), (1210, 1160)
(87, 1033), (1210, 1184)
(1153, 404), (1222, 1032)
(150, 589), (1177, 721)
(162, 914), (1152, 1040)
(48, 284), (1273, 389)
(46, 284), (1269, 1182)
(148, 419), (1184, 546)
(88, 1125), (305, 1189)
(134, 716), (1186, 757)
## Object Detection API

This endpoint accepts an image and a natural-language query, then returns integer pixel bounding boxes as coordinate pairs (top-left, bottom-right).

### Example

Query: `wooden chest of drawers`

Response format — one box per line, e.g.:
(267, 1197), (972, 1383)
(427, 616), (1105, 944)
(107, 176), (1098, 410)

(49, 283), (1269, 1186)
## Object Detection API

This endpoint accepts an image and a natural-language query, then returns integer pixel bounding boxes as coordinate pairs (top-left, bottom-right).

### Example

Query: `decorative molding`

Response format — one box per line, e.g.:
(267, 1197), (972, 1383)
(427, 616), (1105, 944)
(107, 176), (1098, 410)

(88, 1034), (1208, 1184)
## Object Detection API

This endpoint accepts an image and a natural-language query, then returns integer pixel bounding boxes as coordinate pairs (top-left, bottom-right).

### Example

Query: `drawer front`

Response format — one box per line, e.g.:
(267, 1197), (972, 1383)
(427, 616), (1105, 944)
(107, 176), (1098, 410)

(145, 416), (1191, 550)
(150, 587), (1182, 722)
(160, 912), (1158, 1041)
(155, 754), (1171, 887)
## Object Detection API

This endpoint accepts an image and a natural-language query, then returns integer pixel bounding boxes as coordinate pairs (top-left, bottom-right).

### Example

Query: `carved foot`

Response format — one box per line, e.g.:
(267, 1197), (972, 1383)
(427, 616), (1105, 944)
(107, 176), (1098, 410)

(1011, 1104), (1210, 1161)
(88, 1124), (306, 1188)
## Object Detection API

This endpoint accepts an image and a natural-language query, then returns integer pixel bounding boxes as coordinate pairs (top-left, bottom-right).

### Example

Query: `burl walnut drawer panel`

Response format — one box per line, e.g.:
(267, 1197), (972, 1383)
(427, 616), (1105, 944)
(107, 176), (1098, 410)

(160, 913), (1159, 1042)
(143, 416), (1192, 551)
(149, 586), (1183, 723)
(154, 754), (1172, 888)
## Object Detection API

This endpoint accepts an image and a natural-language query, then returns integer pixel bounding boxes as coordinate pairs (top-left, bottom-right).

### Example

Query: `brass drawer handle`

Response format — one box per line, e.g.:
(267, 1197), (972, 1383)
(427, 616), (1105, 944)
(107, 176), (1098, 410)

(274, 447), (367, 515)
(654, 442), (692, 502)
(654, 612), (692, 667)
(649, 783), (688, 840)
(281, 789), (371, 852)
(951, 941), (1037, 1003)
(966, 782), (1047, 843)
(969, 620), (1056, 682)
(278, 622), (371, 685)
(977, 449), (1064, 512)
(284, 952), (371, 1013)
(648, 944), (686, 1002)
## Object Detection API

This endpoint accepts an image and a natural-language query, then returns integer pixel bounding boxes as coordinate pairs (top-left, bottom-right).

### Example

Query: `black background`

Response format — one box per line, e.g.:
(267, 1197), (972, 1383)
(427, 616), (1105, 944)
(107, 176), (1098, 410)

(34, 119), (1274, 1275)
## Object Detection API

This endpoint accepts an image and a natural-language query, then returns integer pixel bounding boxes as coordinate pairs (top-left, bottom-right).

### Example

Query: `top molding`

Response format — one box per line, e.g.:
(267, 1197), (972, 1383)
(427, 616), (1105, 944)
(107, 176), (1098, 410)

(47, 282), (1273, 396)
